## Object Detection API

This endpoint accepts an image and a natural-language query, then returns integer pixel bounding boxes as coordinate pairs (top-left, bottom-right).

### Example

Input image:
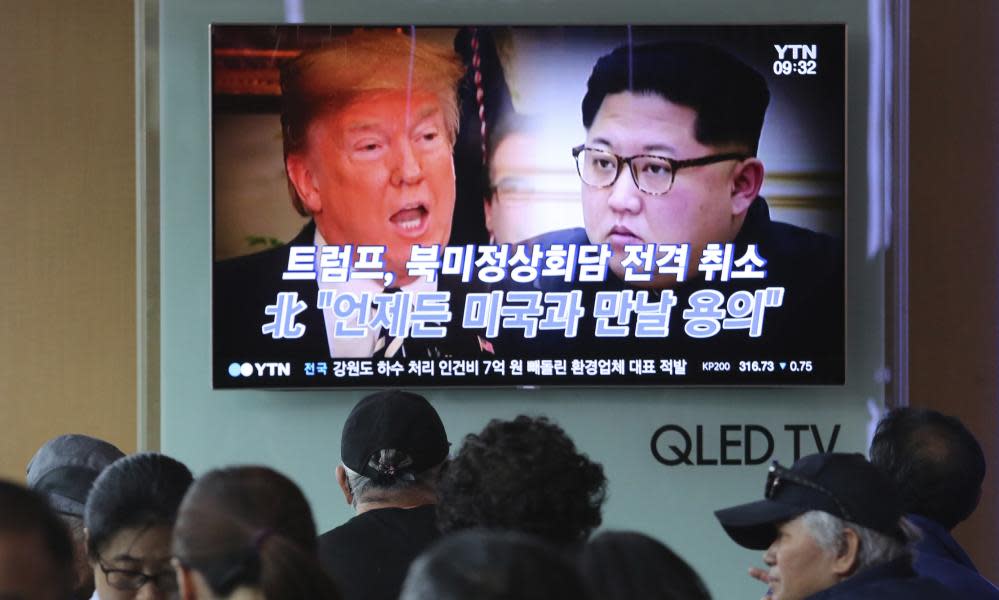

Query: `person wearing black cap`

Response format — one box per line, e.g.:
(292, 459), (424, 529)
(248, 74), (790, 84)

(317, 390), (449, 600)
(26, 433), (125, 600)
(714, 452), (958, 600)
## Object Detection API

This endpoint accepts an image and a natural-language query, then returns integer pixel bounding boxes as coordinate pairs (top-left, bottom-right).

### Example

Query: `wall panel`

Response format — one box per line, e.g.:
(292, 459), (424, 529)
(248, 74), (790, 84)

(0, 0), (136, 478)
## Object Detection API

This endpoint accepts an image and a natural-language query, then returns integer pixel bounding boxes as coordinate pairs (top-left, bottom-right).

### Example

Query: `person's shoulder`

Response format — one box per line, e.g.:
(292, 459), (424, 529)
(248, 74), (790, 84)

(911, 525), (999, 600)
(762, 219), (841, 264)
(909, 515), (963, 561)
(213, 221), (324, 362)
(404, 503), (440, 525)
(319, 505), (437, 536)
(915, 552), (999, 599)
(810, 560), (962, 600)
(882, 575), (964, 600)
(215, 221), (315, 285)
(316, 517), (369, 597)
(360, 504), (439, 528)
(737, 196), (838, 256)
(214, 247), (288, 294)
(318, 507), (440, 559)
(854, 576), (963, 600)
(739, 203), (842, 291)
(811, 576), (959, 600)
(317, 522), (344, 546)
(317, 515), (364, 557)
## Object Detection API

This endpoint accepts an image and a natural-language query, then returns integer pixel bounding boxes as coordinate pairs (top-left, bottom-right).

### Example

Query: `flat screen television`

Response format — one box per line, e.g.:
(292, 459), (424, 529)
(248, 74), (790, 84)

(212, 24), (845, 388)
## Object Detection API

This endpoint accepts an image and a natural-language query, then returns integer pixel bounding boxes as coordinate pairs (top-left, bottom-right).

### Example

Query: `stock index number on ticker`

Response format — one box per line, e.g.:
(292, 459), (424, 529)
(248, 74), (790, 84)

(772, 43), (818, 76)
(700, 360), (814, 373)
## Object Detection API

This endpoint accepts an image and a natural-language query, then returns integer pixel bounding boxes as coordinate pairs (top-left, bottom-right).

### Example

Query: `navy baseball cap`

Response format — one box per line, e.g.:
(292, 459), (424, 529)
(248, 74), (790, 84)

(714, 453), (906, 550)
(341, 391), (448, 482)
(26, 434), (125, 516)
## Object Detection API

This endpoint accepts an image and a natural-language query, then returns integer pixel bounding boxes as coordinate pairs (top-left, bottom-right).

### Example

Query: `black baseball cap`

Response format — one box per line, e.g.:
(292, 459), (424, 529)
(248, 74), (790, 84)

(714, 452), (906, 550)
(26, 434), (126, 517)
(341, 391), (448, 481)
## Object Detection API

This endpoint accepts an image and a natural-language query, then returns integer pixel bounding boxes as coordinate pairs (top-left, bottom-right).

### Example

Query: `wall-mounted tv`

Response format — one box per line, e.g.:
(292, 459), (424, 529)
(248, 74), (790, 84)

(212, 24), (845, 388)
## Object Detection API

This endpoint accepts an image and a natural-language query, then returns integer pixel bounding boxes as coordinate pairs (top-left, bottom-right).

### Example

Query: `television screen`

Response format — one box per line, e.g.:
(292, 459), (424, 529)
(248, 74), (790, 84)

(212, 24), (845, 388)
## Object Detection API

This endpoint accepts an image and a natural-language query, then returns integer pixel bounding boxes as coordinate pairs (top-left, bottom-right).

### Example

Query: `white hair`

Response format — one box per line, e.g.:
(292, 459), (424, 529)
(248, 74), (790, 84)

(344, 463), (442, 509)
(799, 510), (919, 572)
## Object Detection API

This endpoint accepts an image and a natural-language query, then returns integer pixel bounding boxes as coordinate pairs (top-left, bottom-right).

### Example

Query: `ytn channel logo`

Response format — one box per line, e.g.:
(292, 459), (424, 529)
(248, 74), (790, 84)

(228, 362), (292, 377)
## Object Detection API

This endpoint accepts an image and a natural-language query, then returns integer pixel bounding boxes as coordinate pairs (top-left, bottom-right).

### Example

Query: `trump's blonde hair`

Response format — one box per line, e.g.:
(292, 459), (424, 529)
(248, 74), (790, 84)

(280, 29), (465, 216)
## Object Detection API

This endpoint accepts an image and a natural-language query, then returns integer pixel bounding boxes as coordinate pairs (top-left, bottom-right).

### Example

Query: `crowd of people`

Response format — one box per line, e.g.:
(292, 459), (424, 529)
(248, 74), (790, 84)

(0, 391), (995, 600)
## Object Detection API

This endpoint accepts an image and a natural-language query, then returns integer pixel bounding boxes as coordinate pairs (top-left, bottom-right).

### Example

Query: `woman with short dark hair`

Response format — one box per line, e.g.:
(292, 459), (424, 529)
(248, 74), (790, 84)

(84, 452), (193, 600)
(171, 466), (340, 600)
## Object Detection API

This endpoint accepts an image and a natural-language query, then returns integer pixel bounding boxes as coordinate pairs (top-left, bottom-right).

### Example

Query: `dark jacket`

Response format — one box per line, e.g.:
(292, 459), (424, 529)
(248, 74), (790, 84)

(908, 513), (999, 599)
(807, 557), (961, 599)
(317, 505), (440, 600)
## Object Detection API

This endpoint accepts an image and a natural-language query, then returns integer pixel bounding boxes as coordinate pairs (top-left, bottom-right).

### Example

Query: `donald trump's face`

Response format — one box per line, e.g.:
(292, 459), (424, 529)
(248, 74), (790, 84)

(287, 90), (457, 286)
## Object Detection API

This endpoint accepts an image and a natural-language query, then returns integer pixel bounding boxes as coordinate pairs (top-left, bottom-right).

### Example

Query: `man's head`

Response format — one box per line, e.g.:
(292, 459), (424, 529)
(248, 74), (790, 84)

(26, 433), (125, 598)
(400, 529), (588, 600)
(0, 480), (75, 600)
(436, 415), (607, 547)
(281, 29), (465, 285)
(484, 111), (547, 244)
(336, 390), (449, 512)
(580, 531), (710, 600)
(715, 453), (914, 600)
(578, 41), (769, 286)
(870, 408), (986, 530)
